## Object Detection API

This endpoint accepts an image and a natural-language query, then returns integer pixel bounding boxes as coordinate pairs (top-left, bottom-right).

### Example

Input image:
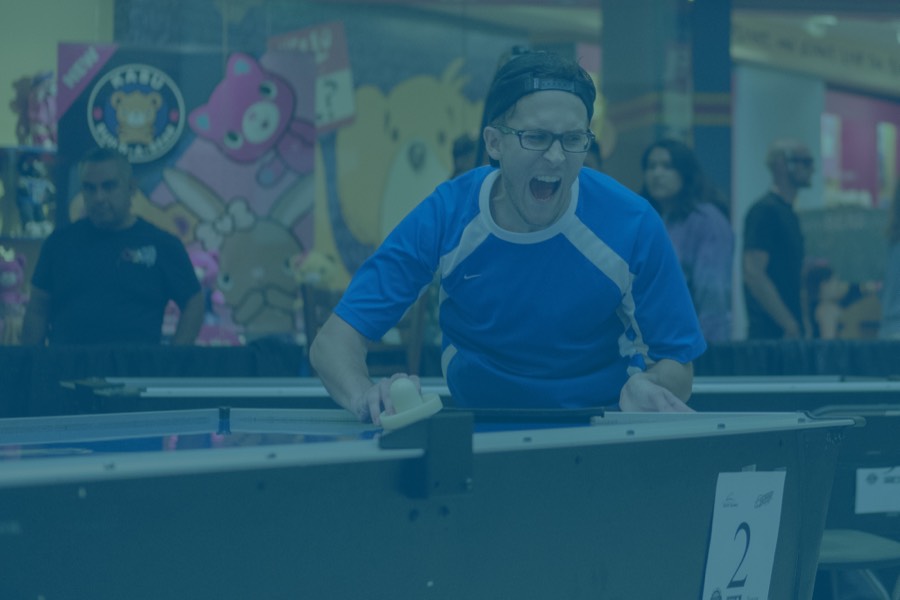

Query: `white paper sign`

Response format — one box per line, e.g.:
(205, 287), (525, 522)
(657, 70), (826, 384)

(315, 69), (355, 128)
(701, 471), (786, 600)
(856, 466), (900, 514)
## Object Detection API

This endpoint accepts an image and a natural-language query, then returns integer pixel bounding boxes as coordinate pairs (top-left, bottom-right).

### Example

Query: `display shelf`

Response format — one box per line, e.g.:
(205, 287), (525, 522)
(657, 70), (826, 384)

(0, 145), (57, 239)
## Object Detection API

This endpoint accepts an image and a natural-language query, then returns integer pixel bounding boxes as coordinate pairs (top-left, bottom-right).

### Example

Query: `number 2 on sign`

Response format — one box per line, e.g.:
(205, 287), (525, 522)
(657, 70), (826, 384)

(702, 471), (784, 600)
(727, 522), (750, 589)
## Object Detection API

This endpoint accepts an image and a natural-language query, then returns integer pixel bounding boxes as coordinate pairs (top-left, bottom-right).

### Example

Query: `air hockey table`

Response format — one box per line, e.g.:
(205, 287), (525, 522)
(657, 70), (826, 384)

(62, 374), (900, 415)
(0, 406), (854, 600)
(690, 375), (900, 412)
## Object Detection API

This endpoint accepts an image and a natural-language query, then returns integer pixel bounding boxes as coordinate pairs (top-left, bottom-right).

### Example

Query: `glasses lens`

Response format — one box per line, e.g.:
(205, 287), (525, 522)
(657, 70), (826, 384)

(506, 128), (592, 152)
(520, 131), (553, 150)
(562, 132), (590, 152)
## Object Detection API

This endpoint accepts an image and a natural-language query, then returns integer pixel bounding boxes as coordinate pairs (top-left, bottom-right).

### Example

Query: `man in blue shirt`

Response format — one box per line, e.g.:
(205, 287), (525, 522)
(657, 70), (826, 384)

(311, 51), (706, 424)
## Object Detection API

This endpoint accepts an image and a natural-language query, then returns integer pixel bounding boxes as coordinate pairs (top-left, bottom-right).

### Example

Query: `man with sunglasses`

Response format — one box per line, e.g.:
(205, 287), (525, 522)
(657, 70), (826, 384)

(311, 51), (705, 424)
(743, 139), (815, 339)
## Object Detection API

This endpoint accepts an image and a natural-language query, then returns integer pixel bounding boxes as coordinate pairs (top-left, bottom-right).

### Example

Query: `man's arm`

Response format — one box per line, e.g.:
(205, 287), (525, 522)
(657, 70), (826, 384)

(309, 314), (408, 424)
(171, 291), (204, 345)
(743, 249), (801, 337)
(619, 359), (694, 412)
(21, 287), (50, 346)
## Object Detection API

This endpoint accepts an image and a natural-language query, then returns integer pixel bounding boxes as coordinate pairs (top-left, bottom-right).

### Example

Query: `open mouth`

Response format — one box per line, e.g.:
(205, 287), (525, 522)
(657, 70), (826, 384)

(530, 176), (561, 201)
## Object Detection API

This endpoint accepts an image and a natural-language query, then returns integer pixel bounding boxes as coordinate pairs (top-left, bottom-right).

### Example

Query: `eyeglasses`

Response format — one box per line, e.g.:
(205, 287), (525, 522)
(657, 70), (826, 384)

(493, 125), (594, 153)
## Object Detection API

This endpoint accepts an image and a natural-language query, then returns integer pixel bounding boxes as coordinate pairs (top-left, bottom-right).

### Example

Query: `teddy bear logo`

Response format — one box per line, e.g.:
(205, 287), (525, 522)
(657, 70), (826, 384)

(163, 167), (314, 337)
(111, 90), (162, 145)
(87, 63), (186, 163)
(189, 53), (316, 188)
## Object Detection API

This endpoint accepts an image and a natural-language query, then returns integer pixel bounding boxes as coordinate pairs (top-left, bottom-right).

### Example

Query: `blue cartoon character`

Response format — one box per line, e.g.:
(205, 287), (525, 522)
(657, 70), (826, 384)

(189, 53), (316, 187)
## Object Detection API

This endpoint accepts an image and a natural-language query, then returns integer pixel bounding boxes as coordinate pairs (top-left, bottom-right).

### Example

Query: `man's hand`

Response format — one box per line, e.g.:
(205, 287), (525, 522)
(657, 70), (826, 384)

(619, 372), (694, 412)
(350, 374), (420, 425)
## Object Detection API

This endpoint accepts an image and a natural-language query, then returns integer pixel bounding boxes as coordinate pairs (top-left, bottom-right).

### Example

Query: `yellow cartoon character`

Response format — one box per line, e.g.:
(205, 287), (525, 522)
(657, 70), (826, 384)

(290, 250), (347, 291)
(312, 58), (482, 283)
(111, 90), (162, 145)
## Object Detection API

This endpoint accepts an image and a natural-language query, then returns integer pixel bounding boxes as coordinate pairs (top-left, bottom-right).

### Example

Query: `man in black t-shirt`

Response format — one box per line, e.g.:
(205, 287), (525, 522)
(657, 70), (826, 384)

(743, 139), (814, 339)
(22, 148), (203, 345)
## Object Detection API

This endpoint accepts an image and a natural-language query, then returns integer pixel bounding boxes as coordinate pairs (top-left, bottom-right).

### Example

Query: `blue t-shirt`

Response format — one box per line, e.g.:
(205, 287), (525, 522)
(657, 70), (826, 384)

(336, 167), (706, 408)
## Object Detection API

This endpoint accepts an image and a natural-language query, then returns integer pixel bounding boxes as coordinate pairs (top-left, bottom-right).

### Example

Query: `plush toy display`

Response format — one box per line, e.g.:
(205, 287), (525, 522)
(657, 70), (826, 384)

(188, 246), (226, 316)
(10, 71), (57, 149)
(186, 245), (242, 346)
(290, 250), (347, 291)
(0, 247), (29, 345)
(16, 154), (55, 237)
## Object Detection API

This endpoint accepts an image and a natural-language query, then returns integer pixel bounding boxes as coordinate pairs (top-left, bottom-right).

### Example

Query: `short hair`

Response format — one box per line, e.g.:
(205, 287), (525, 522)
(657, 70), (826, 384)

(78, 147), (133, 180)
(482, 51), (596, 127)
(481, 51), (596, 168)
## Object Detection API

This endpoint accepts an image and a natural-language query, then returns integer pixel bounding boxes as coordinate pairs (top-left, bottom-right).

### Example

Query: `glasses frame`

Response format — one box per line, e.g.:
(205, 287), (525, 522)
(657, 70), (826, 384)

(492, 125), (595, 153)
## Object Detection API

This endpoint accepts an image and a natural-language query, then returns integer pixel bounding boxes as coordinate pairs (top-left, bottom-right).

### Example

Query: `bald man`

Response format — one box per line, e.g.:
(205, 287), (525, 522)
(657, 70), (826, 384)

(743, 139), (814, 339)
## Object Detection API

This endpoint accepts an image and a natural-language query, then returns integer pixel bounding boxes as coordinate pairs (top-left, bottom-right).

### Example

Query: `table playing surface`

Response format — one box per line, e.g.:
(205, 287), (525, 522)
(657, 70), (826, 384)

(0, 404), (623, 464)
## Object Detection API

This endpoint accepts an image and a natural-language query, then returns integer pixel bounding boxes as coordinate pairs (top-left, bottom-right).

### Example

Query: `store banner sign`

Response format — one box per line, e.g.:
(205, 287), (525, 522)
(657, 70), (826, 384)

(732, 17), (900, 96)
(856, 467), (900, 514)
(56, 44), (223, 170)
(269, 21), (355, 132)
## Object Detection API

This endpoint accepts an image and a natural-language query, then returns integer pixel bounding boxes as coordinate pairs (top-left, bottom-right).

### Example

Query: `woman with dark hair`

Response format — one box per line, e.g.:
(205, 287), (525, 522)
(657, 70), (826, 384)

(879, 184), (900, 339)
(640, 139), (734, 342)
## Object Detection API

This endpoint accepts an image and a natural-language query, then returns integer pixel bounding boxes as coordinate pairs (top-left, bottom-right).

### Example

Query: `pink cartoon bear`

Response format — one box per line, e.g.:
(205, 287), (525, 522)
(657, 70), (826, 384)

(189, 53), (316, 187)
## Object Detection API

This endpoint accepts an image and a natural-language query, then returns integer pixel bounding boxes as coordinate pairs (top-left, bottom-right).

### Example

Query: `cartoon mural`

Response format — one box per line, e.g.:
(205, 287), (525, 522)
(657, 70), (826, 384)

(153, 50), (317, 339)
(57, 44), (317, 342)
(55, 23), (490, 342)
(163, 167), (312, 334)
(312, 58), (483, 283)
(189, 53), (316, 187)
(84, 60), (187, 164)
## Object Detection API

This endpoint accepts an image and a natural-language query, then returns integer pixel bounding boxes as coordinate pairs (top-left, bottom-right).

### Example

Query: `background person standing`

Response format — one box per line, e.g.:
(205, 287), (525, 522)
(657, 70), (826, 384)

(22, 148), (203, 346)
(743, 139), (814, 339)
(640, 139), (733, 342)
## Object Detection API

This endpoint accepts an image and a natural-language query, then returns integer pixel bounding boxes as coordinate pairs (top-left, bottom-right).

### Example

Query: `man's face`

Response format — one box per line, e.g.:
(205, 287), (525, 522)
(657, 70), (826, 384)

(783, 147), (814, 189)
(81, 159), (135, 230)
(485, 90), (588, 232)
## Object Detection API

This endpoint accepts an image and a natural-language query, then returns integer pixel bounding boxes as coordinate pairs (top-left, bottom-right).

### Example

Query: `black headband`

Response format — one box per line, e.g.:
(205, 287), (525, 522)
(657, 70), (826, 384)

(484, 73), (596, 125)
